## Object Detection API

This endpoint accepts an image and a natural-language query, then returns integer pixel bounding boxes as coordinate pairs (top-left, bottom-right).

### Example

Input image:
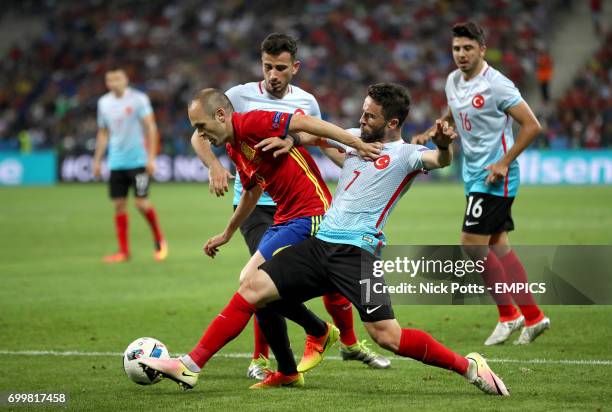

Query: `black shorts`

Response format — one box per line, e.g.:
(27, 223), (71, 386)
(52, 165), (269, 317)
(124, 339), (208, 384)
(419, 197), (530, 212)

(109, 167), (150, 199)
(235, 205), (276, 255)
(260, 237), (395, 322)
(462, 192), (515, 235)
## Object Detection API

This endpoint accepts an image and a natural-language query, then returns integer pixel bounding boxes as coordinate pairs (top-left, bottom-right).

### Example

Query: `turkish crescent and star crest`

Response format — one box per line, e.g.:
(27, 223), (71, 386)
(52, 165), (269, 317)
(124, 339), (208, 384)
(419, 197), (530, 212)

(374, 154), (390, 170)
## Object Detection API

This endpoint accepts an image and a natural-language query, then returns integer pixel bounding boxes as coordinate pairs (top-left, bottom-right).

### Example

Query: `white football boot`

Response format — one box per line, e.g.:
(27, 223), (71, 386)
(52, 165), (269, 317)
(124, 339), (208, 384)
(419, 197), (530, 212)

(340, 340), (391, 369)
(514, 316), (550, 345)
(484, 315), (525, 346)
(464, 352), (510, 396)
(138, 358), (199, 390)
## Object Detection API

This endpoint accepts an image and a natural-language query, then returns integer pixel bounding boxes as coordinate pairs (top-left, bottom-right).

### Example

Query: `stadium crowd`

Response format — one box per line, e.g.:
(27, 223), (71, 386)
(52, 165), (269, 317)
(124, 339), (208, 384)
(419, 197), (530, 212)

(0, 0), (608, 155)
(540, 32), (611, 149)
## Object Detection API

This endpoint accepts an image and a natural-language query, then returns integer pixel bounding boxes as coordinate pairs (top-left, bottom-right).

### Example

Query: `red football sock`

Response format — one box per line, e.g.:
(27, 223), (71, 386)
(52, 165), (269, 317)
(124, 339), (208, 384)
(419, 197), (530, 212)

(323, 293), (357, 346)
(482, 250), (520, 322)
(143, 208), (163, 244)
(115, 213), (129, 255)
(499, 250), (544, 326)
(189, 293), (256, 368)
(398, 328), (468, 375)
(252, 317), (269, 359)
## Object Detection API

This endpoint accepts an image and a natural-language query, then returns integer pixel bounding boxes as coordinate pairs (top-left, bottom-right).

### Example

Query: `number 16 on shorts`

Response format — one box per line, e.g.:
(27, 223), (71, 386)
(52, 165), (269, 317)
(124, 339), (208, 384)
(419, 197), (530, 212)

(465, 195), (483, 223)
(462, 192), (515, 234)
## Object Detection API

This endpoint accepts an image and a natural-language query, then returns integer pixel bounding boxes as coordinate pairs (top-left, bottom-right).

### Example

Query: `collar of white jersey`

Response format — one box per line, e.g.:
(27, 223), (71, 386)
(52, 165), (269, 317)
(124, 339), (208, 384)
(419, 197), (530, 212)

(112, 87), (132, 100)
(460, 61), (489, 83)
(479, 61), (490, 76)
(381, 138), (404, 149)
(258, 81), (293, 98)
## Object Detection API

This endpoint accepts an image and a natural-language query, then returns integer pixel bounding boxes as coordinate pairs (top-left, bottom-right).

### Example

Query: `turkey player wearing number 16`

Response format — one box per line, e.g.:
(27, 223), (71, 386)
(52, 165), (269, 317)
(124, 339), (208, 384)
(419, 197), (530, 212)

(413, 22), (550, 346)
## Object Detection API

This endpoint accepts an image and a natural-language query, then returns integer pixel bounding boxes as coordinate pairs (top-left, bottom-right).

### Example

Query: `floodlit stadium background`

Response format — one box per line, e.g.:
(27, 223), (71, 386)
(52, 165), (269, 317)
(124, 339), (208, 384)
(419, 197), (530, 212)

(0, 0), (609, 185)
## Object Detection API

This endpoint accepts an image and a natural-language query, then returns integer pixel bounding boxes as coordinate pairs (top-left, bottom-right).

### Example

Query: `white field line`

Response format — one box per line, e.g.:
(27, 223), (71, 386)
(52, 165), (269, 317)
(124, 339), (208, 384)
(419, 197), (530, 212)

(0, 350), (611, 366)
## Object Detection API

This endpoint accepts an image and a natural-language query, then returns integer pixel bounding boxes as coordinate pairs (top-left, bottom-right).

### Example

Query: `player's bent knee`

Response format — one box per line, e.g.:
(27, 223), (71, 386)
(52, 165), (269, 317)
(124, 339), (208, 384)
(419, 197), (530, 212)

(134, 197), (150, 210)
(237, 269), (280, 308)
(369, 330), (396, 352)
(237, 277), (261, 307)
(239, 252), (265, 284)
(113, 199), (128, 214)
(460, 240), (489, 260)
(489, 232), (511, 257)
(238, 267), (255, 285)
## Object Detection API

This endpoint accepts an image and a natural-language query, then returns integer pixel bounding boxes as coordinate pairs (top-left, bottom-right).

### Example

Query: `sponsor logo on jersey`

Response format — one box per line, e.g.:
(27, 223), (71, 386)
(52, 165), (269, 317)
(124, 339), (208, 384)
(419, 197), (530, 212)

(472, 94), (485, 109)
(125, 106), (133, 115)
(374, 154), (391, 170)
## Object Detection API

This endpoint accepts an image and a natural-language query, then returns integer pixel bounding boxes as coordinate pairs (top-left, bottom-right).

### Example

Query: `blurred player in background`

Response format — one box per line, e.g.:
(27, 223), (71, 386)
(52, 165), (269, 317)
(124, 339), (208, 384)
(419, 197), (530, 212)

(140, 83), (510, 396)
(413, 22), (550, 345)
(191, 33), (389, 379)
(93, 68), (167, 263)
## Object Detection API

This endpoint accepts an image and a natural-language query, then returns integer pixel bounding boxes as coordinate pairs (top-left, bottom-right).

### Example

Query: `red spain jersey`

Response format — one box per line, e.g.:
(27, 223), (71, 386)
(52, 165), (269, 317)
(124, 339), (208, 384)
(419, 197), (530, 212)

(227, 110), (332, 224)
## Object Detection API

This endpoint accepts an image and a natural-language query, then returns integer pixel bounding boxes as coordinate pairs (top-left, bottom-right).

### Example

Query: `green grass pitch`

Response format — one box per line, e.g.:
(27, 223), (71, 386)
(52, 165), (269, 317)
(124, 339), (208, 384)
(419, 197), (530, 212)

(0, 183), (611, 411)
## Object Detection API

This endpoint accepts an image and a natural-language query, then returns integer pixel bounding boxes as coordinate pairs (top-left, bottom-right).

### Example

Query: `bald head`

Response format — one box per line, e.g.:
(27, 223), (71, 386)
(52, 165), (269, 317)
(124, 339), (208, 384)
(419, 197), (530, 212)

(190, 88), (234, 117)
(188, 88), (235, 147)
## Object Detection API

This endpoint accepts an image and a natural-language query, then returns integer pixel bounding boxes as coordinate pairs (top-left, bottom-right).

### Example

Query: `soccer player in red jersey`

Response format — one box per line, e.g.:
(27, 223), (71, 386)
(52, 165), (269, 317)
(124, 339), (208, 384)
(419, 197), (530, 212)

(180, 88), (380, 388)
(193, 34), (389, 378)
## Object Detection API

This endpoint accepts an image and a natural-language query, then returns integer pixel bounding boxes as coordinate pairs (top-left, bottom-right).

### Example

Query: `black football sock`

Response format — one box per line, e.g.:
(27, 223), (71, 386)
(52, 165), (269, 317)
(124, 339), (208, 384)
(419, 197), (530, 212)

(267, 300), (327, 337)
(255, 308), (297, 376)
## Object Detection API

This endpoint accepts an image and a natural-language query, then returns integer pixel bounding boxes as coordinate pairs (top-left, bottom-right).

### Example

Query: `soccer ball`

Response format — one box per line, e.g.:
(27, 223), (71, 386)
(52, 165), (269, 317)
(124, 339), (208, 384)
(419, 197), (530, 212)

(123, 337), (169, 385)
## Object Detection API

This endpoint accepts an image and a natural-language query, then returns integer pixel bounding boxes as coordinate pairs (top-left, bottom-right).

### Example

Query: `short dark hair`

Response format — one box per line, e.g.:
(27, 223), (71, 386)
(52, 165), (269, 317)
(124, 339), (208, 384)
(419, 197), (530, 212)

(452, 21), (486, 46)
(367, 83), (411, 127)
(191, 88), (234, 116)
(106, 67), (126, 75)
(260, 33), (298, 59)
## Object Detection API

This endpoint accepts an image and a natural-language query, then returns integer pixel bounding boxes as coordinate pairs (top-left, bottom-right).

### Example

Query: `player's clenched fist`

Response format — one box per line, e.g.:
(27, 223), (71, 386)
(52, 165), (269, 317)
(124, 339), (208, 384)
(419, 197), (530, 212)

(431, 119), (457, 148)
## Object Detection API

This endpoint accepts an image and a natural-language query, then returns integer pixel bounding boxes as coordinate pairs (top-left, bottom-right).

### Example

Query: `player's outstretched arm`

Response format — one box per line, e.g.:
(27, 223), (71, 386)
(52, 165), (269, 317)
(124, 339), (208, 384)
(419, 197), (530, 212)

(411, 108), (455, 145)
(288, 114), (381, 160)
(253, 132), (313, 157)
(93, 128), (109, 179)
(254, 132), (346, 167)
(191, 130), (234, 197)
(203, 185), (263, 258)
(421, 120), (457, 170)
(255, 132), (344, 163)
(485, 102), (542, 184)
